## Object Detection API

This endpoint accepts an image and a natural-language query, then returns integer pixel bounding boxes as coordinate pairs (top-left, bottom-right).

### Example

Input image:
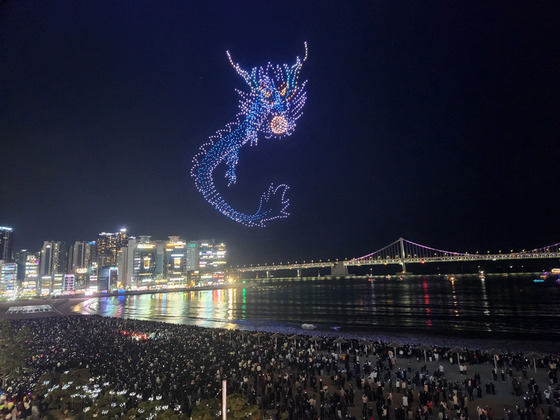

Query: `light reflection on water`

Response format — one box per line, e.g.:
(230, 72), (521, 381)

(72, 274), (560, 342)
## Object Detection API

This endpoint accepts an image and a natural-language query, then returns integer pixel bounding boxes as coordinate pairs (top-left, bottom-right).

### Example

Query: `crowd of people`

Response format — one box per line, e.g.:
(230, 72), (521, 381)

(1, 315), (559, 419)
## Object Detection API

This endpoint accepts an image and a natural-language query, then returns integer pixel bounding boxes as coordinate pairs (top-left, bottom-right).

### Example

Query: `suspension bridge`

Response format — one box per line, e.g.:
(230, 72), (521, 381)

(232, 237), (560, 276)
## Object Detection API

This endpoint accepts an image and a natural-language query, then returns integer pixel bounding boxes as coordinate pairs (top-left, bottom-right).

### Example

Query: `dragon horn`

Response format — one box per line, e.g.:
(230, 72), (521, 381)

(226, 51), (253, 87)
(289, 42), (308, 86)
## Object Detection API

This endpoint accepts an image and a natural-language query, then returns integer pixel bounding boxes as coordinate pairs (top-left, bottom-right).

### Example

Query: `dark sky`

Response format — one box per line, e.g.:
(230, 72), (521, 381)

(1, 1), (560, 265)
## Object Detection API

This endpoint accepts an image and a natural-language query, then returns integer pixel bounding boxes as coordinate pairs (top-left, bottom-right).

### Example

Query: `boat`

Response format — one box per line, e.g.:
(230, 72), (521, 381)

(301, 323), (317, 330)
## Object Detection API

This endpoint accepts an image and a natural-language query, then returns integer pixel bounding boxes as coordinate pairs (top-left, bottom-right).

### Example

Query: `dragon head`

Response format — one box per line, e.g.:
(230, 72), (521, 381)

(227, 43), (308, 139)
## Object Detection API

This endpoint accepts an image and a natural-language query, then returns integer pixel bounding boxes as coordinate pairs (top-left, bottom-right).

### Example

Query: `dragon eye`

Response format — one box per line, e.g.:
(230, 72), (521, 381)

(278, 82), (288, 97)
(259, 84), (273, 98)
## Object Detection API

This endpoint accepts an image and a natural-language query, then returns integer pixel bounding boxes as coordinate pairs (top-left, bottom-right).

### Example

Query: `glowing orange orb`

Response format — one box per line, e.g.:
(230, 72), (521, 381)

(270, 115), (288, 135)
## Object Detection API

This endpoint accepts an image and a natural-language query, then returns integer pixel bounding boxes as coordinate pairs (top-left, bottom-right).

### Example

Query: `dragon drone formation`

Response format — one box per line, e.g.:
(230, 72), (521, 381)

(191, 44), (308, 227)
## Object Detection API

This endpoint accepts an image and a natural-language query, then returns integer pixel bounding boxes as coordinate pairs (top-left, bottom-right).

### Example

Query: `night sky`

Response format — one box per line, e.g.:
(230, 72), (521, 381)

(1, 2), (560, 265)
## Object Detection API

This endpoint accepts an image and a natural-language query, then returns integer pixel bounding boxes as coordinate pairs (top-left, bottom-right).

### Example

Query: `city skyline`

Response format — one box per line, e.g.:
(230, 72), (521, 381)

(2, 2), (560, 265)
(0, 227), (229, 296)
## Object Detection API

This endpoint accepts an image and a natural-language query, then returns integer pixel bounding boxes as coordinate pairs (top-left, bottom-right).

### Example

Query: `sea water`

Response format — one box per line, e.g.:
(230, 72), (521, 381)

(72, 274), (560, 353)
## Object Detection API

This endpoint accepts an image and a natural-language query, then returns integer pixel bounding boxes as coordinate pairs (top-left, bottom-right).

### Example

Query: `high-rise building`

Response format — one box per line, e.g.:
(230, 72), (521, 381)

(39, 241), (67, 276)
(51, 274), (64, 295)
(14, 249), (29, 281)
(198, 241), (227, 270)
(164, 236), (188, 287)
(67, 241), (95, 289)
(155, 241), (165, 282)
(22, 254), (39, 295)
(119, 237), (136, 290)
(186, 241), (198, 271)
(98, 266), (118, 291)
(68, 241), (87, 273)
(73, 267), (88, 291)
(0, 262), (17, 296)
(88, 261), (99, 292)
(64, 274), (75, 293)
(84, 241), (96, 269)
(0, 227), (14, 262)
(38, 276), (59, 296)
(198, 240), (227, 283)
(133, 236), (157, 289)
(97, 228), (128, 267)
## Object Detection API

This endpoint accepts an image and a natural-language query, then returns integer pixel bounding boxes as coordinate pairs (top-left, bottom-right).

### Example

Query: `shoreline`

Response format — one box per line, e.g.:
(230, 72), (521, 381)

(2, 293), (559, 355)
(0, 284), (232, 319)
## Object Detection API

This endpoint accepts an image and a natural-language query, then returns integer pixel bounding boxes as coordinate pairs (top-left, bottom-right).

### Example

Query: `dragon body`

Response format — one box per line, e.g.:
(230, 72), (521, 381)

(191, 44), (308, 227)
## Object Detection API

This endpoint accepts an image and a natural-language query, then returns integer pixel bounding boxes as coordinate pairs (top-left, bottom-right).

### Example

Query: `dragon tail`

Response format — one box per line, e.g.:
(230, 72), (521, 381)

(192, 156), (290, 227)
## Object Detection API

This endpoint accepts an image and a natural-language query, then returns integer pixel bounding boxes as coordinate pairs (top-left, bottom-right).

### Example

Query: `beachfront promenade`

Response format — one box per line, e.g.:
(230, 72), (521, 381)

(0, 300), (559, 419)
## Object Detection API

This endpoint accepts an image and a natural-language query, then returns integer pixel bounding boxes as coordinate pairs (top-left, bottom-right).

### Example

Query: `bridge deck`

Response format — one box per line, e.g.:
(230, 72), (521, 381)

(231, 237), (560, 273)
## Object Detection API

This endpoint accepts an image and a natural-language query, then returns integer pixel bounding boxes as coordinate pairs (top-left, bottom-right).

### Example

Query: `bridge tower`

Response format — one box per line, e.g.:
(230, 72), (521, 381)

(399, 237), (407, 274)
(330, 261), (348, 276)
